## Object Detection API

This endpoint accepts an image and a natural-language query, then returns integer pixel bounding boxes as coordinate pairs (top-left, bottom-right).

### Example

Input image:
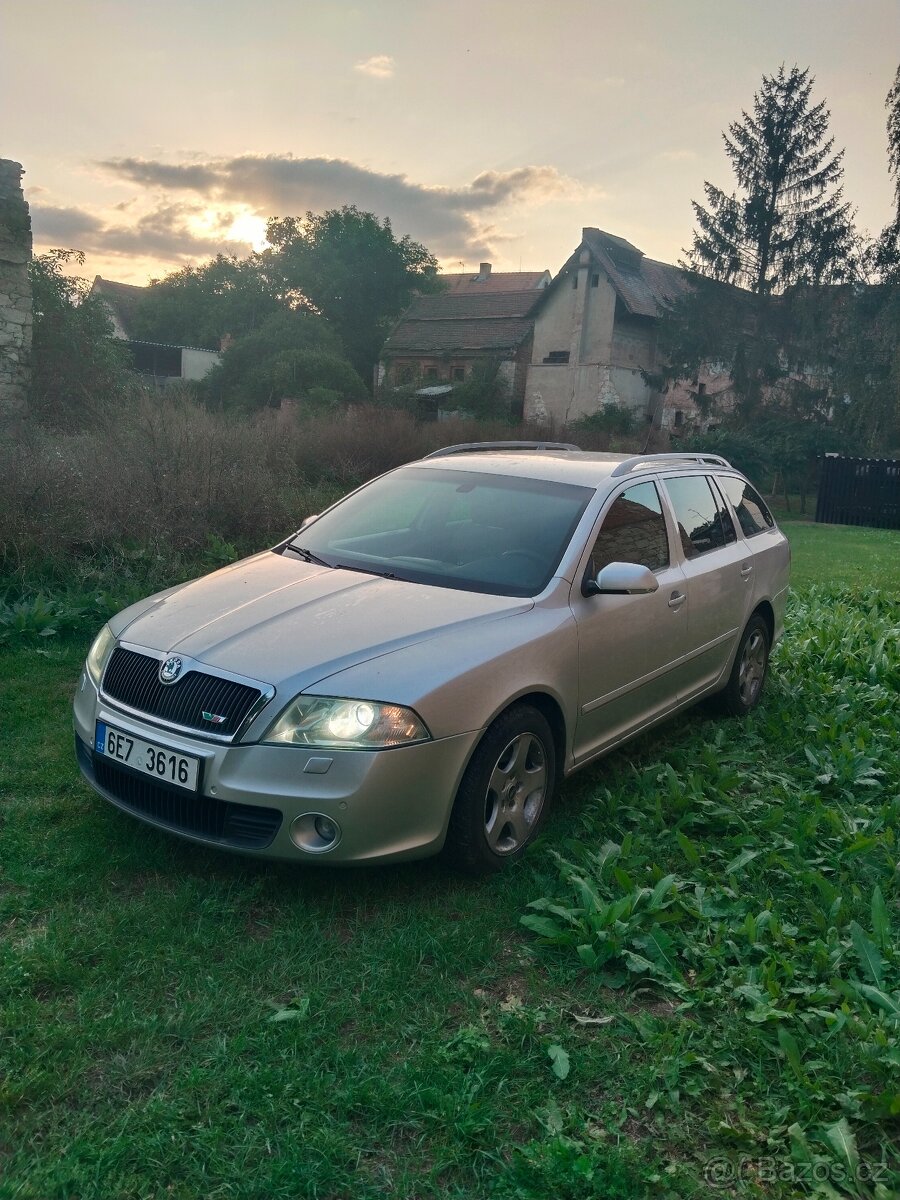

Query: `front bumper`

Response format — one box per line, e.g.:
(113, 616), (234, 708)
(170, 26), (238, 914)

(73, 671), (479, 864)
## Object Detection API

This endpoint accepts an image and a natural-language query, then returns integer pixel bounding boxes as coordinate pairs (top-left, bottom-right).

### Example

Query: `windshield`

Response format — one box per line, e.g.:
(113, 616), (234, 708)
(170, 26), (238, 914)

(283, 466), (594, 597)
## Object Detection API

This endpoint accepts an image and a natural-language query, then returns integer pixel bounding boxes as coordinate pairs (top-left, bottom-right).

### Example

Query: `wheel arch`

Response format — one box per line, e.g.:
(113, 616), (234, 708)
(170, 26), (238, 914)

(490, 690), (567, 784)
(751, 599), (775, 645)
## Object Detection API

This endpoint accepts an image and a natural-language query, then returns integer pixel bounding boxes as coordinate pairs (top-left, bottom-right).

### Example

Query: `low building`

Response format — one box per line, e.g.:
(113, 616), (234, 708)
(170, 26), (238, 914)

(378, 264), (549, 408)
(90, 276), (221, 384)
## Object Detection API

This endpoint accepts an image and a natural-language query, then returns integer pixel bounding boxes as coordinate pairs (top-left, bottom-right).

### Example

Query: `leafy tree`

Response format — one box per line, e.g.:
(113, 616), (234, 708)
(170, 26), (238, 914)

(688, 64), (856, 293)
(445, 359), (516, 422)
(264, 206), (441, 383)
(200, 310), (367, 411)
(132, 254), (281, 350)
(29, 250), (129, 426)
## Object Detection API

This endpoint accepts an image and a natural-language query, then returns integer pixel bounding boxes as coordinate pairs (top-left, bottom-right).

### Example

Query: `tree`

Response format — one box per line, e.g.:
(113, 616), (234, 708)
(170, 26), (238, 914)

(200, 310), (368, 412)
(132, 254), (281, 350)
(688, 65), (856, 294)
(29, 250), (129, 426)
(661, 65), (861, 436)
(263, 207), (441, 383)
(872, 64), (900, 281)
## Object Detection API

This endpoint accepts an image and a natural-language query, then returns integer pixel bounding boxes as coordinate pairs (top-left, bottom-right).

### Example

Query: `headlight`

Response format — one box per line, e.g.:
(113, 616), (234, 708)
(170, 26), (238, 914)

(262, 696), (431, 750)
(85, 624), (116, 687)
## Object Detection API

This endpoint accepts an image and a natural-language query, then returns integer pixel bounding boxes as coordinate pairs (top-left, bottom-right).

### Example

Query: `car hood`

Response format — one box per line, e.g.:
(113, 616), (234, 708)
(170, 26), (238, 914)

(116, 550), (533, 689)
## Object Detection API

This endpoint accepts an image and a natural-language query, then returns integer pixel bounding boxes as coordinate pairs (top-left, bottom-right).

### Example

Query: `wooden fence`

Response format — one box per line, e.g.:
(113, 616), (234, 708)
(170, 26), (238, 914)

(815, 455), (900, 530)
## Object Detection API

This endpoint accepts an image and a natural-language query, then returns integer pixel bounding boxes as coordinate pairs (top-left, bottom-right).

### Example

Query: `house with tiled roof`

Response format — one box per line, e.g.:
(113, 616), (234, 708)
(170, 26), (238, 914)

(524, 228), (709, 426)
(379, 263), (549, 409)
(89, 276), (221, 384)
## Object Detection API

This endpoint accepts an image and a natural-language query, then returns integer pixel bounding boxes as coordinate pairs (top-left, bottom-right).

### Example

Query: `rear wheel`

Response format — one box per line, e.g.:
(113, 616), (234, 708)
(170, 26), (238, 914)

(717, 614), (770, 717)
(444, 704), (556, 875)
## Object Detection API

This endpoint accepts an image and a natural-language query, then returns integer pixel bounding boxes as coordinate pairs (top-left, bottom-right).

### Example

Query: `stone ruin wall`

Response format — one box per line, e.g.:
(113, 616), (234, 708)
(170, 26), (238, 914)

(0, 160), (33, 417)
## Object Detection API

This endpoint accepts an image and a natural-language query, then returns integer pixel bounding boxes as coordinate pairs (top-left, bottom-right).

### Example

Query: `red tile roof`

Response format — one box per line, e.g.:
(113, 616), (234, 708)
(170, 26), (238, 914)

(383, 289), (543, 355)
(438, 270), (549, 293)
(384, 317), (536, 355)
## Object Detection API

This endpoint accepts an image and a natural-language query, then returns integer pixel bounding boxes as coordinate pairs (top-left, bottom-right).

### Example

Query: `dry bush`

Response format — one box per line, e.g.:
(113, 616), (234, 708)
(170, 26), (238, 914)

(0, 392), (574, 577)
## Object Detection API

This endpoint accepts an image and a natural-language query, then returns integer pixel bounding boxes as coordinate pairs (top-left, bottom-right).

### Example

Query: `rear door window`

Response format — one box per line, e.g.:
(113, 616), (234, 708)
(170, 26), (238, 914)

(664, 475), (735, 559)
(718, 476), (775, 537)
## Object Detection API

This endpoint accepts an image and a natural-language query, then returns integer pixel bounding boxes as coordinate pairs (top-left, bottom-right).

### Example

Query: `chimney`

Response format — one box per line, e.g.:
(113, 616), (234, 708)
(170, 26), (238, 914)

(477, 262), (492, 280)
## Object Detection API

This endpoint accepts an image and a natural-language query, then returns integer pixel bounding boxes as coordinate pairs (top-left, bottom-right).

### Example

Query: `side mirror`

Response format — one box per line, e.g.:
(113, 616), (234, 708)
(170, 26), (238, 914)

(585, 561), (659, 596)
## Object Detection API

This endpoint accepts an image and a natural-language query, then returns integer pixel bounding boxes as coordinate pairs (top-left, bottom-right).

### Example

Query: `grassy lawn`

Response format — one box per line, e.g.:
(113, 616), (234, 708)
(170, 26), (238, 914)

(2, 526), (899, 1199)
(781, 521), (900, 591)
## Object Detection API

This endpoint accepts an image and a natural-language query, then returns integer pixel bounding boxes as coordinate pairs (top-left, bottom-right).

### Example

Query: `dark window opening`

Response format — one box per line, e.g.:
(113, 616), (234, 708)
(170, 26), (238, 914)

(697, 382), (706, 395)
(571, 274), (578, 289)
(451, 367), (465, 381)
(424, 366), (439, 380)
(591, 273), (600, 288)
(674, 410), (684, 427)
(544, 350), (570, 365)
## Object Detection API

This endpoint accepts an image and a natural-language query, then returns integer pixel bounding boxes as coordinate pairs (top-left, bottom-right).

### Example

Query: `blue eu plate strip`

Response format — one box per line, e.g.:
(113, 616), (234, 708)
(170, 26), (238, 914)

(95, 721), (107, 753)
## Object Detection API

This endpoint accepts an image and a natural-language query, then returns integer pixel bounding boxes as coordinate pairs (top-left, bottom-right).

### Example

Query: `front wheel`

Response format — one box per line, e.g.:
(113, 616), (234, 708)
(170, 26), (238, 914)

(444, 704), (556, 875)
(717, 614), (770, 717)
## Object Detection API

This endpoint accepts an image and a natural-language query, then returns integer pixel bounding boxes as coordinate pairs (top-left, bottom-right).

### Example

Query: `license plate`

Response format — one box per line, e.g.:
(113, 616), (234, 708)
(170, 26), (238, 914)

(95, 721), (200, 793)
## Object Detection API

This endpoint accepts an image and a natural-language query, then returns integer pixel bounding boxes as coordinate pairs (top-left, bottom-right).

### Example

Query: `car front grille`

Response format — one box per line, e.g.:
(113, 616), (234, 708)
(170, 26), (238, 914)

(102, 647), (263, 737)
(87, 748), (282, 849)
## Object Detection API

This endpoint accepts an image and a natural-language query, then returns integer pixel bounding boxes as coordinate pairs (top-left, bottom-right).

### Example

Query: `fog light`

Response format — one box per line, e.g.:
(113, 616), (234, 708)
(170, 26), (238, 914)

(290, 812), (342, 854)
(314, 815), (338, 842)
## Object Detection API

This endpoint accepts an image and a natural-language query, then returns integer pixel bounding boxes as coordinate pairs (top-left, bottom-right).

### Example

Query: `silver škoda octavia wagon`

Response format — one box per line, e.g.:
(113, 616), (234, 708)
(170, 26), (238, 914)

(74, 445), (790, 873)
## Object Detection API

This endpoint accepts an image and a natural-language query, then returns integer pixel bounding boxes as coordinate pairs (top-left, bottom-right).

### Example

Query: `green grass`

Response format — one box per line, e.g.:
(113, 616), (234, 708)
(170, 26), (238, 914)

(1, 527), (899, 1198)
(781, 521), (900, 591)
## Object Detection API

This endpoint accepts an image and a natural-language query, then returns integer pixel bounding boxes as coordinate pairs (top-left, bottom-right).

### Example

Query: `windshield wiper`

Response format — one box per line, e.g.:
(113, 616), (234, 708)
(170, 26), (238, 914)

(285, 544), (333, 568)
(331, 562), (398, 580)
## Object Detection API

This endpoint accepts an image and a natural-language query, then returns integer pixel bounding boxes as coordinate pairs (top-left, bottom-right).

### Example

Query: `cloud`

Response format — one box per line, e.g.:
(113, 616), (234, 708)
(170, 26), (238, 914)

(30, 201), (248, 262)
(98, 154), (580, 258)
(354, 54), (394, 79)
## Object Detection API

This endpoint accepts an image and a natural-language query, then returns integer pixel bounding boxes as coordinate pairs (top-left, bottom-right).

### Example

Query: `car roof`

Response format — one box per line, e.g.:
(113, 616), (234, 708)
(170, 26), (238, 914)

(412, 449), (742, 489)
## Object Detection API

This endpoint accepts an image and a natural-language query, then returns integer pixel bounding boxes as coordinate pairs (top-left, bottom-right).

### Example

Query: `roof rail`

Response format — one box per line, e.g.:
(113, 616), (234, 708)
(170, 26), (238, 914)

(424, 440), (581, 459)
(610, 452), (732, 477)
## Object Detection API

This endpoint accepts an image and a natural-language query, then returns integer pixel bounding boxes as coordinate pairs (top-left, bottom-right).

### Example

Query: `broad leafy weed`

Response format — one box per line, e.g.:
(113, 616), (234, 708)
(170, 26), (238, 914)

(522, 586), (900, 1192)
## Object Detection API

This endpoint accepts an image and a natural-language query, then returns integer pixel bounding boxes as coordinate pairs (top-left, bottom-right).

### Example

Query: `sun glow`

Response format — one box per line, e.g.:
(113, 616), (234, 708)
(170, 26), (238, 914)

(186, 206), (268, 252)
(225, 211), (269, 251)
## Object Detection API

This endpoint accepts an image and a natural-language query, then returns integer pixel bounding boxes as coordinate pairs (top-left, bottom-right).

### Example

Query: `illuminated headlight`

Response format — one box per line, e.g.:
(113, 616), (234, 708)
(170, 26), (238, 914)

(262, 696), (431, 750)
(85, 624), (116, 687)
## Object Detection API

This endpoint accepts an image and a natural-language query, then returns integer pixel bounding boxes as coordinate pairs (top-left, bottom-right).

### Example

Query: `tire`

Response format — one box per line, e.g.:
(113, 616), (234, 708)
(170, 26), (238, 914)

(717, 614), (770, 717)
(444, 704), (557, 876)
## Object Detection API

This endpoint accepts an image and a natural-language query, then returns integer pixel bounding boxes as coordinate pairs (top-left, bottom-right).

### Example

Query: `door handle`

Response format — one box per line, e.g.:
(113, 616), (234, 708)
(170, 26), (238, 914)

(668, 591), (686, 610)
(740, 563), (753, 580)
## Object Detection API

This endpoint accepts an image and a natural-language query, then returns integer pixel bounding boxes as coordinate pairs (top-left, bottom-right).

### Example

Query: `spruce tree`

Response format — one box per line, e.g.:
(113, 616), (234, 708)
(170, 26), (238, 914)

(873, 64), (900, 280)
(688, 65), (855, 293)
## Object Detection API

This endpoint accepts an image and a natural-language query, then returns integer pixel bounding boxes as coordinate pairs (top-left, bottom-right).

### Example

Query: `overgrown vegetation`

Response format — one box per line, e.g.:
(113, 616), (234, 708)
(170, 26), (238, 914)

(0, 393), (589, 605)
(28, 250), (130, 428)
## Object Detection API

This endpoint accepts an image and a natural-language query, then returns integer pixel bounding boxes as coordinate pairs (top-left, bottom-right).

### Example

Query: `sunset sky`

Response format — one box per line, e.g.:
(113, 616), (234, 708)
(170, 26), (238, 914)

(5, 0), (899, 285)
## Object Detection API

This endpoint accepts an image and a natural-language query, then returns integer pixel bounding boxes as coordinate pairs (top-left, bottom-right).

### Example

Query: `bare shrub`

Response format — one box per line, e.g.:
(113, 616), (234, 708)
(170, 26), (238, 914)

(0, 392), (578, 579)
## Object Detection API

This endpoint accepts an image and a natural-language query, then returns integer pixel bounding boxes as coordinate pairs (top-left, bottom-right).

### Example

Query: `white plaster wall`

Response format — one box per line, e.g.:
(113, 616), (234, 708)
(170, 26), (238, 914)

(181, 347), (221, 380)
(530, 277), (578, 365)
(580, 274), (617, 363)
